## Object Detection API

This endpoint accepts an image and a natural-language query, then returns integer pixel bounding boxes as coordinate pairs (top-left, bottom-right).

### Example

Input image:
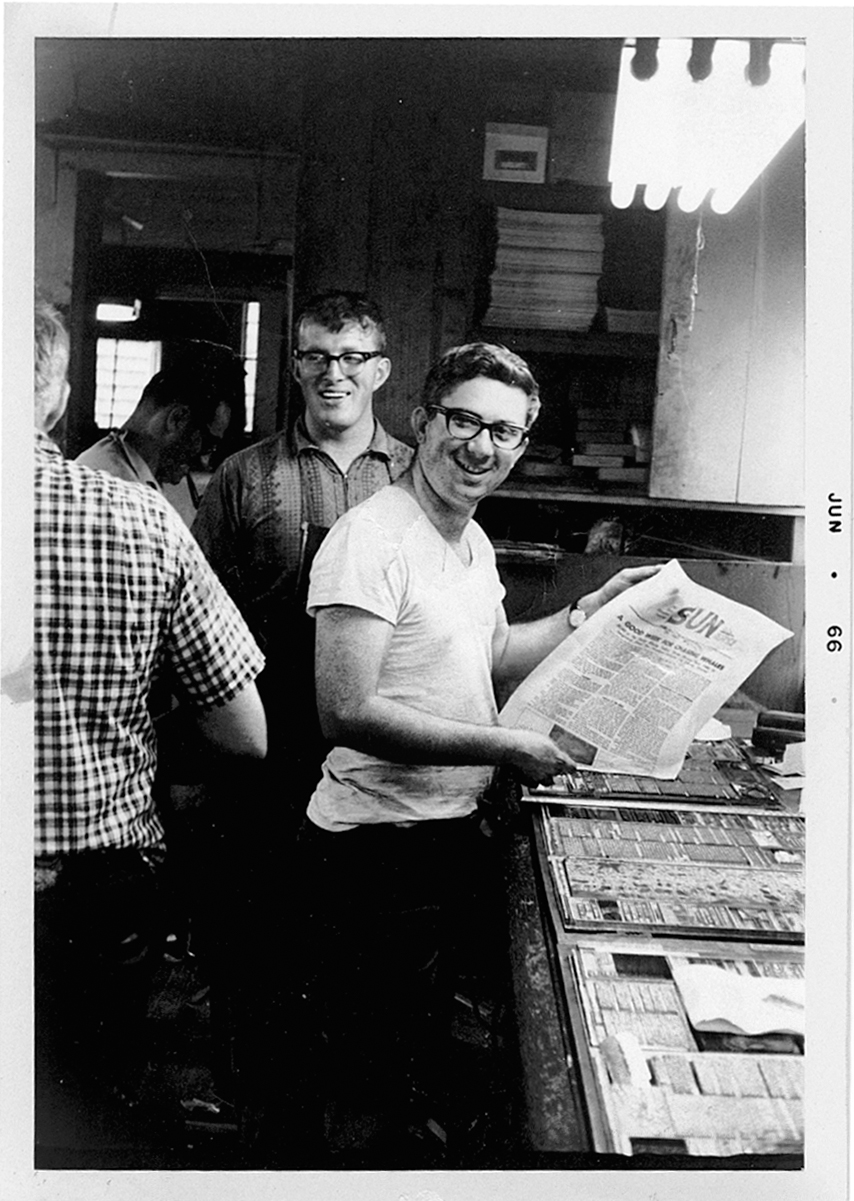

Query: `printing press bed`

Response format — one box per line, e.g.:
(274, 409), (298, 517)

(500, 725), (804, 1170)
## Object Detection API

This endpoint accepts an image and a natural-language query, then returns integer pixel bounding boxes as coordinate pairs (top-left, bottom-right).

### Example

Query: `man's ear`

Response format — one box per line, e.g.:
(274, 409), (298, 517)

(43, 379), (71, 433)
(371, 356), (392, 393)
(410, 405), (429, 443)
(165, 402), (193, 434)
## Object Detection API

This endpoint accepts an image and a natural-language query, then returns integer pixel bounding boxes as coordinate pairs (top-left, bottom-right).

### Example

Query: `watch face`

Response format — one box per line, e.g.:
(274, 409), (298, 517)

(569, 606), (586, 628)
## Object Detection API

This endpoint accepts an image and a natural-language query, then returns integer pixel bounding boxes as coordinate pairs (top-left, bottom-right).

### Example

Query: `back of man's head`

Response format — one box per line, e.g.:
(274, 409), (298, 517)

(421, 342), (541, 427)
(34, 296), (70, 433)
(294, 291), (387, 352)
(140, 341), (246, 429)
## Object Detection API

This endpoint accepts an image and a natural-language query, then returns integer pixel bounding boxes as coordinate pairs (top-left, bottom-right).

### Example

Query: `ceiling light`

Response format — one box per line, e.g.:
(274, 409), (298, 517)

(608, 38), (805, 215)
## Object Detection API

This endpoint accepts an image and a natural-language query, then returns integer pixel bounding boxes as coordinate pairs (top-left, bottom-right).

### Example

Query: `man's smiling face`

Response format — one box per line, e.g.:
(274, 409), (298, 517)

(413, 376), (529, 515)
(294, 319), (390, 441)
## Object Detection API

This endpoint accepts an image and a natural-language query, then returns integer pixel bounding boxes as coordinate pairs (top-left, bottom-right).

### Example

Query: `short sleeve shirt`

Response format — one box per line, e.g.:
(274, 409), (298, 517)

(191, 417), (414, 639)
(35, 431), (265, 854)
(76, 430), (197, 528)
(306, 485), (505, 830)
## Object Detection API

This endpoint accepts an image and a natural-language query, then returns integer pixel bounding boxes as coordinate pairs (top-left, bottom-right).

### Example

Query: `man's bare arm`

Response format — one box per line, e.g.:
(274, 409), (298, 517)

(315, 605), (571, 784)
(192, 680), (267, 759)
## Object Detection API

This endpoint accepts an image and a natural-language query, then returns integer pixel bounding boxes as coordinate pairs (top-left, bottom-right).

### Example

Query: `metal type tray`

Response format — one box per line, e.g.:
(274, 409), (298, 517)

(527, 738), (783, 809)
(555, 934), (804, 1157)
(536, 803), (804, 944)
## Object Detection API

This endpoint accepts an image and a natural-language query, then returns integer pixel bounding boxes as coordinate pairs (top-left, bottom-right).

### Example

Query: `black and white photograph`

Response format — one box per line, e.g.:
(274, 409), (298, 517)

(2, 5), (851, 1200)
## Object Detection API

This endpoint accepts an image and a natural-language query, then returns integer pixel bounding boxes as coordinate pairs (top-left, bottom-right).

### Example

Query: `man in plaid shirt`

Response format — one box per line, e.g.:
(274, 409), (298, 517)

(33, 297), (267, 1150)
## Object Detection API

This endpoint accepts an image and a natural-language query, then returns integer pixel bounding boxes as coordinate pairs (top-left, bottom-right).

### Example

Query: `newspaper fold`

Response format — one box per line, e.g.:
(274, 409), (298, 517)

(499, 559), (793, 778)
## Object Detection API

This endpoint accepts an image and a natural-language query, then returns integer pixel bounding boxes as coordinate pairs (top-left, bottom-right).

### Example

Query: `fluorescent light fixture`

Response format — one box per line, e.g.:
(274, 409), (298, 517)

(96, 300), (141, 323)
(608, 39), (805, 214)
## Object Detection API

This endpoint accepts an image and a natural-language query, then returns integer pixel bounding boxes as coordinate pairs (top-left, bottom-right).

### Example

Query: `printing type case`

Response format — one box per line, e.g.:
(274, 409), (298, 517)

(539, 803), (804, 942)
(559, 937), (804, 1157)
(528, 733), (805, 1158)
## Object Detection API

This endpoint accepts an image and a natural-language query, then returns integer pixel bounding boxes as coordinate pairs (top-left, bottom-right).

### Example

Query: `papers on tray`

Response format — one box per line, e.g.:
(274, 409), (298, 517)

(771, 775), (806, 792)
(671, 964), (805, 1037)
(764, 741), (806, 776)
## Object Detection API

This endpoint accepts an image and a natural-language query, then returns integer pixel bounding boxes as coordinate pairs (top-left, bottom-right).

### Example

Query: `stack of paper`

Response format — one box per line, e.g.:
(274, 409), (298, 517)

(483, 208), (604, 331)
(572, 406), (650, 486)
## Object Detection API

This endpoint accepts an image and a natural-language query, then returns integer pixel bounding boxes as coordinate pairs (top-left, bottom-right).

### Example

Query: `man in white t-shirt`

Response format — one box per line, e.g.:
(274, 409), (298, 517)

(300, 342), (658, 1162)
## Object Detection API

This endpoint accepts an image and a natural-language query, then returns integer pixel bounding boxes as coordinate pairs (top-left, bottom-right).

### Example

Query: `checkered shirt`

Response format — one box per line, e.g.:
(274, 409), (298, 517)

(34, 430), (265, 855)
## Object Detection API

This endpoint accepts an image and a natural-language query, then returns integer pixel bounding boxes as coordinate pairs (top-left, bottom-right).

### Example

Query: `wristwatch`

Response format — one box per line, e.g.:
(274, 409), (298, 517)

(567, 596), (588, 629)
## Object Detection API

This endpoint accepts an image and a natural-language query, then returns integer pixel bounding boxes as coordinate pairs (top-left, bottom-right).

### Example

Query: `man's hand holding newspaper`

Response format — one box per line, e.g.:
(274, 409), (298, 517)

(500, 559), (792, 779)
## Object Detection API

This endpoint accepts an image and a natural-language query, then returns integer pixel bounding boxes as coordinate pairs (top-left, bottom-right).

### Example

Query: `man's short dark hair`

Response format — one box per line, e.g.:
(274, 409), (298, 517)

(141, 340), (246, 427)
(421, 342), (541, 426)
(294, 291), (387, 352)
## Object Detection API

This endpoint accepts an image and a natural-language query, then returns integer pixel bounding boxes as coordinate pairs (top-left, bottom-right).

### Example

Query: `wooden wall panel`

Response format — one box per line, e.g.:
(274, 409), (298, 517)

(102, 156), (298, 255)
(366, 59), (443, 440)
(36, 144), (78, 307)
(291, 44), (375, 303)
(292, 42), (488, 443)
(651, 132), (805, 506)
(651, 201), (757, 502)
(737, 128), (805, 506)
(365, 44), (486, 442)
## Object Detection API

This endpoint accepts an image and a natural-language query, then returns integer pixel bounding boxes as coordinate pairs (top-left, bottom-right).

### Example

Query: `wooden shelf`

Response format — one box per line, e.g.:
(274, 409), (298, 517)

(473, 327), (659, 360)
(489, 481), (805, 517)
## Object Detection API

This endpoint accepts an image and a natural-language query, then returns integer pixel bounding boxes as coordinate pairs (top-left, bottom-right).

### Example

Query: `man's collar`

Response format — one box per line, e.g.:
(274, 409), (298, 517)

(112, 428), (161, 490)
(35, 428), (63, 458)
(293, 414), (392, 459)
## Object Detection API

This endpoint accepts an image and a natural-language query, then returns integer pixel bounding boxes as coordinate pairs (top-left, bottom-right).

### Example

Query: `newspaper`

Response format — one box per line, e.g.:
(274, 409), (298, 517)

(499, 559), (793, 778)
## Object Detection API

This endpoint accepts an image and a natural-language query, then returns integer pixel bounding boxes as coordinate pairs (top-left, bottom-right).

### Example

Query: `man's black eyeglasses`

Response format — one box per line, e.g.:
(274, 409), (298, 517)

(425, 404), (529, 451)
(294, 350), (383, 376)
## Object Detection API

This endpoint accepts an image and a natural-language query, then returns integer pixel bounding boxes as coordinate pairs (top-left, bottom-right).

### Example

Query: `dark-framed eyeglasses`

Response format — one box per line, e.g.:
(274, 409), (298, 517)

(425, 404), (529, 451)
(293, 350), (384, 376)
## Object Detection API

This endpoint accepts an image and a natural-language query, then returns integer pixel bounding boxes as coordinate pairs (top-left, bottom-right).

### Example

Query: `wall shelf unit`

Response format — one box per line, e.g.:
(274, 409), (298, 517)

(489, 483), (804, 517)
(477, 327), (659, 360)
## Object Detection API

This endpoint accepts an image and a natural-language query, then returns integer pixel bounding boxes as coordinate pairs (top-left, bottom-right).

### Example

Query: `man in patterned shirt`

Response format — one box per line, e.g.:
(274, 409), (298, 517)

(191, 290), (412, 1157)
(33, 297), (267, 1148)
(193, 291), (412, 803)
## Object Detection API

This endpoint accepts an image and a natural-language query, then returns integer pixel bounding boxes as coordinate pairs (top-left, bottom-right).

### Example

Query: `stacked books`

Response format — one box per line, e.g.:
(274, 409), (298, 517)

(483, 208), (604, 331)
(572, 399), (652, 488)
